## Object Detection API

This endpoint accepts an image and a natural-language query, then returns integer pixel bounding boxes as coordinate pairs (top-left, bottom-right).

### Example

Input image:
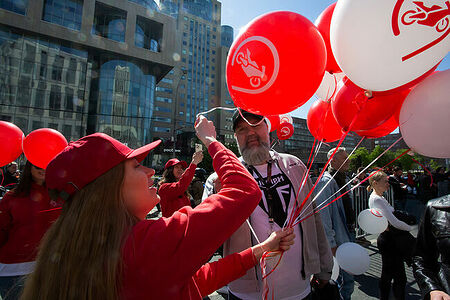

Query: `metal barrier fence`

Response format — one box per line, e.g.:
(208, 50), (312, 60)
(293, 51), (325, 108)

(352, 186), (395, 238)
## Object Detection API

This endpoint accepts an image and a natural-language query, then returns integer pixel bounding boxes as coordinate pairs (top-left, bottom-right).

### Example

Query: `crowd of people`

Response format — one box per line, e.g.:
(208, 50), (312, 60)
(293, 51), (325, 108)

(0, 111), (448, 300)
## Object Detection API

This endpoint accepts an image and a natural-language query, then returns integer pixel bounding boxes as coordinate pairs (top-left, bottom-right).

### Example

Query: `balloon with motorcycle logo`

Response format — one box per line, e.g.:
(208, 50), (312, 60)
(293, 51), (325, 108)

(358, 209), (389, 234)
(336, 242), (371, 275)
(315, 71), (345, 101)
(22, 128), (68, 169)
(399, 70), (450, 158)
(331, 77), (409, 132)
(0, 121), (24, 167)
(330, 0), (448, 92)
(226, 11), (327, 116)
(307, 99), (343, 143)
(277, 120), (294, 140)
(315, 2), (341, 73)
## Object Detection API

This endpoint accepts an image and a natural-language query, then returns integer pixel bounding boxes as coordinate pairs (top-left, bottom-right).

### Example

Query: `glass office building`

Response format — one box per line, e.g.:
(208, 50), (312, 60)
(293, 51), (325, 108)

(0, 0), (175, 153)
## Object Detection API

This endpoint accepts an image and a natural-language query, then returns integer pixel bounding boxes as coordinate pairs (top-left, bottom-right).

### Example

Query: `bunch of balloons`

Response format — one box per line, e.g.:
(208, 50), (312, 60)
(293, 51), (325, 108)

(226, 1), (449, 159)
(266, 114), (294, 140)
(0, 123), (68, 169)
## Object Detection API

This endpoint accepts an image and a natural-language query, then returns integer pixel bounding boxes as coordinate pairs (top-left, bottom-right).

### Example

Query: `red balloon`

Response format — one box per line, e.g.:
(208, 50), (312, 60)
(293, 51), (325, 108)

(0, 121), (24, 167)
(331, 77), (409, 132)
(226, 11), (326, 116)
(315, 2), (341, 73)
(23, 128), (68, 169)
(355, 115), (399, 139)
(265, 115), (280, 132)
(355, 90), (408, 138)
(307, 99), (342, 142)
(277, 122), (294, 140)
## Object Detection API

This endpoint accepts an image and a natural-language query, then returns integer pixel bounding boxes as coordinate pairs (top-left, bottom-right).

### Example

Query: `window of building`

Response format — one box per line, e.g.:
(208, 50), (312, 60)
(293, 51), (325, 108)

(1, 0), (28, 15)
(160, 78), (173, 84)
(135, 16), (163, 52)
(156, 96), (172, 103)
(43, 0), (83, 31)
(155, 106), (171, 113)
(155, 86), (173, 94)
(51, 55), (64, 81)
(92, 2), (127, 42)
(154, 127), (171, 133)
(154, 117), (171, 123)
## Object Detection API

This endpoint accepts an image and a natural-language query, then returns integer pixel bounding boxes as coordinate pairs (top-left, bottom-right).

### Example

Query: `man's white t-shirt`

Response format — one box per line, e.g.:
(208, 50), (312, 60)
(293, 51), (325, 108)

(230, 163), (310, 300)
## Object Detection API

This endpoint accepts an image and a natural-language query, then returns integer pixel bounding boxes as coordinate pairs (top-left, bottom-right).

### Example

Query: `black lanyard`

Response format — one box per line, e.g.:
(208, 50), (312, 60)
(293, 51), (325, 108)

(248, 160), (275, 226)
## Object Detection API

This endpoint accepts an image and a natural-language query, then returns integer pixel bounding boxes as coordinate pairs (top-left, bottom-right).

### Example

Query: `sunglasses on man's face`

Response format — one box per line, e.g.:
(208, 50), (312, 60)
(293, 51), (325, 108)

(31, 165), (44, 171)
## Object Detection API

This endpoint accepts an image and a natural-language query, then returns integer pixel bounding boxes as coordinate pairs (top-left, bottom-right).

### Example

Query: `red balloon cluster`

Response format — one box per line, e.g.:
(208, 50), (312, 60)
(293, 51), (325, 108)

(23, 128), (68, 169)
(264, 114), (295, 140)
(331, 77), (410, 132)
(0, 121), (24, 167)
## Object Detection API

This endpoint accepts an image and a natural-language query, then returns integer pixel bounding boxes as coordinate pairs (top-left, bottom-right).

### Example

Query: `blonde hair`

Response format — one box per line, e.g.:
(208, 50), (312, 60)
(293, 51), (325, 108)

(367, 170), (387, 192)
(21, 162), (138, 300)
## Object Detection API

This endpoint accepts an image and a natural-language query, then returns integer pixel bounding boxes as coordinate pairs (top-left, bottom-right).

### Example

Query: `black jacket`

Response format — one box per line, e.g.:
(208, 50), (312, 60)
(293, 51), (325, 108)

(412, 195), (450, 299)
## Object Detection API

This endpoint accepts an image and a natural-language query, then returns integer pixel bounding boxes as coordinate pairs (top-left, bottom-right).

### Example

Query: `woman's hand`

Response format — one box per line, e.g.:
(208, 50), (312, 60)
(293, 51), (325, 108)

(192, 151), (203, 165)
(430, 290), (450, 300)
(195, 115), (216, 147)
(251, 227), (295, 261)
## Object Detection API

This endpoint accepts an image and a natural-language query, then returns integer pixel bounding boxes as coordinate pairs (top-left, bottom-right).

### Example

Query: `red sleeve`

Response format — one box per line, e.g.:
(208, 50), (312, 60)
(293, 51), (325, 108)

(195, 248), (256, 297)
(0, 193), (13, 247)
(123, 141), (262, 289)
(158, 163), (197, 199)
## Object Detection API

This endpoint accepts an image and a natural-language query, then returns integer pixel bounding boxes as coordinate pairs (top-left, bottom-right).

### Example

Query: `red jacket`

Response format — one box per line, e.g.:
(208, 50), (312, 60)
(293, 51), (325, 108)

(159, 162), (197, 217)
(120, 141), (262, 299)
(0, 183), (61, 263)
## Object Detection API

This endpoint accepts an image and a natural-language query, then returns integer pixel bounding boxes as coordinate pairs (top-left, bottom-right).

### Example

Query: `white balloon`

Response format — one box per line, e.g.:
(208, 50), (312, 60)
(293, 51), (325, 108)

(399, 70), (450, 158)
(332, 256), (340, 281)
(336, 242), (370, 275)
(315, 72), (345, 100)
(330, 0), (450, 91)
(358, 208), (388, 234)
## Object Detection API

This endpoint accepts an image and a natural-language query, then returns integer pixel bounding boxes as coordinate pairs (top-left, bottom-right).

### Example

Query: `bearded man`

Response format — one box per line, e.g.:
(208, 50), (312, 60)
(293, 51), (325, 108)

(203, 109), (333, 300)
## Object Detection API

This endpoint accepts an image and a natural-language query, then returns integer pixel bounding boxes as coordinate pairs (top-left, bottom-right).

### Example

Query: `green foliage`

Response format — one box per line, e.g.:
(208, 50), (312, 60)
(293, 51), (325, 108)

(349, 147), (370, 171)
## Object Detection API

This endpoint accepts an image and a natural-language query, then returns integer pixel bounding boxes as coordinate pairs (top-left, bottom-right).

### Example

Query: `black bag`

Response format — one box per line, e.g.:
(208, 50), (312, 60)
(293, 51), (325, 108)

(390, 210), (417, 265)
(311, 280), (342, 300)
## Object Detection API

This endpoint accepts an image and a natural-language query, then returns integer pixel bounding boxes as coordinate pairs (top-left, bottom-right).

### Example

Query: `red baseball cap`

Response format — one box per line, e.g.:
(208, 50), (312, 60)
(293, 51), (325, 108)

(46, 133), (161, 200)
(164, 158), (188, 170)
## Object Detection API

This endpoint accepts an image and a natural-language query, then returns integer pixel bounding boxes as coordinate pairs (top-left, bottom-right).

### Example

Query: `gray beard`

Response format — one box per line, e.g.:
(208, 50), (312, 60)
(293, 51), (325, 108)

(241, 142), (271, 166)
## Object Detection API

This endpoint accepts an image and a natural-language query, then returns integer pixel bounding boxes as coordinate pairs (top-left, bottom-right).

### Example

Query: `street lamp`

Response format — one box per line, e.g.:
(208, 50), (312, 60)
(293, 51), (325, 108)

(172, 68), (187, 158)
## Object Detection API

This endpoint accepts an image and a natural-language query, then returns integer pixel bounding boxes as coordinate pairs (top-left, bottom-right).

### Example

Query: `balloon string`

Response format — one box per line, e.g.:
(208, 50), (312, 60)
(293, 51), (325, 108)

(295, 147), (411, 225)
(285, 140), (323, 228)
(296, 136), (365, 221)
(410, 157), (434, 187)
(0, 169), (4, 186)
(287, 130), (349, 227)
(196, 106), (236, 119)
(294, 136), (404, 224)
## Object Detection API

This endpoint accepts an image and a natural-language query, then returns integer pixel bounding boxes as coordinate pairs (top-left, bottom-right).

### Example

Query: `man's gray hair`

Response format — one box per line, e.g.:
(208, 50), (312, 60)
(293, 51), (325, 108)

(327, 147), (346, 160)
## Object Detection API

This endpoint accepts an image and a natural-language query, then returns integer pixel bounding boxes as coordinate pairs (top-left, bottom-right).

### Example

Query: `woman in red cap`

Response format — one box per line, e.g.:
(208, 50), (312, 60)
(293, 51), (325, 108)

(158, 151), (203, 217)
(0, 161), (61, 299)
(20, 116), (295, 300)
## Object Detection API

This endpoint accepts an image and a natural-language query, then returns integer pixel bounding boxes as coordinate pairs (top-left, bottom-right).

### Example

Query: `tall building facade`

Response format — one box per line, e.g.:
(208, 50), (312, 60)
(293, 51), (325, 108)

(0, 0), (176, 165)
(154, 0), (223, 165)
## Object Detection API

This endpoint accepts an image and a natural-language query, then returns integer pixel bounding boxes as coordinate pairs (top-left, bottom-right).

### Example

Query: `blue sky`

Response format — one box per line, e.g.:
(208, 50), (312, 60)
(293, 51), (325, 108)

(220, 0), (450, 119)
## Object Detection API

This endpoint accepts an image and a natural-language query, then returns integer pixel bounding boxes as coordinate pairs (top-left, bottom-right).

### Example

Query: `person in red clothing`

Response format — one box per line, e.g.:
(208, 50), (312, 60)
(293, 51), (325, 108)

(158, 151), (203, 217)
(21, 116), (295, 300)
(0, 161), (60, 300)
